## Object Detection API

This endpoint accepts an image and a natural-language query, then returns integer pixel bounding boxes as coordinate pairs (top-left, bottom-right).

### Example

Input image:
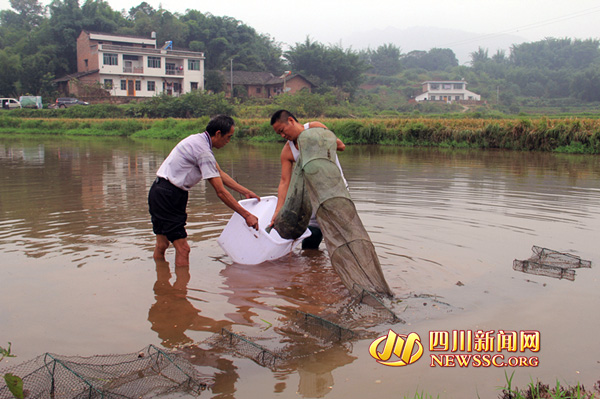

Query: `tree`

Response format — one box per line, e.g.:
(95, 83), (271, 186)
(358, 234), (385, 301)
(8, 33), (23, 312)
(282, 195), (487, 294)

(510, 38), (600, 70)
(401, 48), (457, 71)
(127, 1), (155, 20)
(47, 0), (84, 75)
(491, 49), (507, 64)
(424, 48), (458, 70)
(284, 37), (328, 82)
(204, 70), (225, 93)
(8, 0), (44, 27)
(571, 67), (600, 101)
(81, 0), (129, 33)
(179, 10), (283, 73)
(0, 49), (21, 94)
(326, 44), (368, 94)
(367, 43), (402, 76)
(469, 47), (489, 69)
(284, 37), (367, 95)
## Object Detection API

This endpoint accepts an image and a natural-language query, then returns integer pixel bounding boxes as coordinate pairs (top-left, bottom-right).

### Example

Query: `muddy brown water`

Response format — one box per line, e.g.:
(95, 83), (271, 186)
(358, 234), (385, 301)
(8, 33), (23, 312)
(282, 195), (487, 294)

(0, 136), (599, 398)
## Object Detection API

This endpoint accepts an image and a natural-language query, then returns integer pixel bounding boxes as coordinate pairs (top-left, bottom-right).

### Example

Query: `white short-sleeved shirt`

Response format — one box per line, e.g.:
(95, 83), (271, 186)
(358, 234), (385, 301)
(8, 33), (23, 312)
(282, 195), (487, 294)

(156, 132), (220, 191)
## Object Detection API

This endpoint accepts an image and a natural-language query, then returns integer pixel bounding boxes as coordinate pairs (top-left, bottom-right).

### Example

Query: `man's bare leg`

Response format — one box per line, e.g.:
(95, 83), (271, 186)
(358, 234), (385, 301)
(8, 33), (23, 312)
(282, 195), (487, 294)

(172, 238), (191, 267)
(154, 234), (170, 260)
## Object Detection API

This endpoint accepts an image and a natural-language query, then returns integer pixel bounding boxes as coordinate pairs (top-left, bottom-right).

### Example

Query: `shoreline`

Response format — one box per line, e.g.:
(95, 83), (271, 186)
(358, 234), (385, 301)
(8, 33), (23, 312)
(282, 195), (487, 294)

(1, 116), (599, 154)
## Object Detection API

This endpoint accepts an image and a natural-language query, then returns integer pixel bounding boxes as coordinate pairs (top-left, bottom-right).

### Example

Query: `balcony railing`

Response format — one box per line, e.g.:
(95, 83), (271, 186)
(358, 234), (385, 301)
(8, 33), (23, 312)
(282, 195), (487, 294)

(165, 69), (184, 76)
(123, 66), (144, 74)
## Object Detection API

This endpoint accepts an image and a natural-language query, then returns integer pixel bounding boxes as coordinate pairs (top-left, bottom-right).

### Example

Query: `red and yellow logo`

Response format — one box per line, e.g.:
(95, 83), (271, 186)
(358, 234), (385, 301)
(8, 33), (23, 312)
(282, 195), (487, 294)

(368, 330), (424, 366)
(369, 329), (541, 368)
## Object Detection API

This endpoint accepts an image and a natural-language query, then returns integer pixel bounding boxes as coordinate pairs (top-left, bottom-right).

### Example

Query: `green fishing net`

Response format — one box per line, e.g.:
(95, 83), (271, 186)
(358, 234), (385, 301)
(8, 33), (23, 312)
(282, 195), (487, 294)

(273, 128), (393, 297)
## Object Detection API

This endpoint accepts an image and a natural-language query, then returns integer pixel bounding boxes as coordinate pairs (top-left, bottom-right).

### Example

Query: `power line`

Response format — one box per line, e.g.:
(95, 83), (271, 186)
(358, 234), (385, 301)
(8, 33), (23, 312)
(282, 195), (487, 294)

(441, 5), (600, 48)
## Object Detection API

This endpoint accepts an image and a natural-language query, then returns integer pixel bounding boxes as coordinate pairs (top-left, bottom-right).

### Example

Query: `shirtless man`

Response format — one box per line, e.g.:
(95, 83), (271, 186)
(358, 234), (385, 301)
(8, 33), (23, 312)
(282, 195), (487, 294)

(269, 109), (346, 249)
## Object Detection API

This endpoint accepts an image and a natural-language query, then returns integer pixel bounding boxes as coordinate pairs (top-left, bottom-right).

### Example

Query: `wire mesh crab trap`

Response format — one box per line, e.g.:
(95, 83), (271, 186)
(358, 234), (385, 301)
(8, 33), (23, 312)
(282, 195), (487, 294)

(293, 310), (355, 342)
(209, 286), (403, 370)
(343, 284), (404, 325)
(1, 289), (406, 394)
(513, 245), (592, 281)
(0, 345), (210, 399)
(210, 328), (284, 370)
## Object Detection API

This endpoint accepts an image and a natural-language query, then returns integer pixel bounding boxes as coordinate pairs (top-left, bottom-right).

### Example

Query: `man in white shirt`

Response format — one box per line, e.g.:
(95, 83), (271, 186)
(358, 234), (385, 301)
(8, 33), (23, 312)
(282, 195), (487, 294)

(269, 109), (346, 249)
(149, 115), (259, 267)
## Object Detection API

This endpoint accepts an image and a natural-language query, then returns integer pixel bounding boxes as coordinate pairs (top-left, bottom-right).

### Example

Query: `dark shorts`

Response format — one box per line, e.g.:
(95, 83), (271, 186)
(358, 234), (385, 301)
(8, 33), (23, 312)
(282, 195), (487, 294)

(302, 225), (323, 249)
(148, 177), (189, 242)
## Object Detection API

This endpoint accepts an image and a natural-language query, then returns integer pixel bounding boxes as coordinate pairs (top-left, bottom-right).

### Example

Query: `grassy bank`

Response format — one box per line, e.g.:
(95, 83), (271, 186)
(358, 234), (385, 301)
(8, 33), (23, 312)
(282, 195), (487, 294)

(1, 115), (599, 154)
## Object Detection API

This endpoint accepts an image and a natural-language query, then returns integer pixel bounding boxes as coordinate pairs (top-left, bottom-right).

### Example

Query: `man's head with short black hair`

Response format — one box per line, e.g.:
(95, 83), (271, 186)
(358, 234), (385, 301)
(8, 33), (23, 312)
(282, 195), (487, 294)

(206, 115), (235, 136)
(270, 110), (298, 126)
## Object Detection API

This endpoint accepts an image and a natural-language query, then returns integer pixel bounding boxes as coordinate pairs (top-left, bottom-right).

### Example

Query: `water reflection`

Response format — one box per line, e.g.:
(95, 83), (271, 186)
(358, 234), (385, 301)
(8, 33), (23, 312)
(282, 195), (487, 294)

(218, 252), (357, 397)
(149, 259), (232, 347)
(2, 137), (600, 398)
(148, 259), (240, 398)
(148, 251), (356, 397)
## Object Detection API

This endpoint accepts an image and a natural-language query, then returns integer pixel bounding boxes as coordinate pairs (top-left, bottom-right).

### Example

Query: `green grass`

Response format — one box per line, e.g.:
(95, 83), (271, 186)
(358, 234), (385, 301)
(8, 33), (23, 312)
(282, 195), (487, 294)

(2, 115), (600, 153)
(498, 371), (597, 399)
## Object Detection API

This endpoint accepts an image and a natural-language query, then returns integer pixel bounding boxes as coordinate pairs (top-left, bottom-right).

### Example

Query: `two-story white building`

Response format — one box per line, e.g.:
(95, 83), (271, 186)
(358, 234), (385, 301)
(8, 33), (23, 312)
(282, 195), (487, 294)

(415, 80), (481, 103)
(57, 31), (205, 99)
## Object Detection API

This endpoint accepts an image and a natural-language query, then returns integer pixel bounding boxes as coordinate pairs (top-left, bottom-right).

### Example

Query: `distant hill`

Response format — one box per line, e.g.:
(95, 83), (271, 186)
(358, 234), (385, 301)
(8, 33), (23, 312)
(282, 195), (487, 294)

(341, 26), (527, 65)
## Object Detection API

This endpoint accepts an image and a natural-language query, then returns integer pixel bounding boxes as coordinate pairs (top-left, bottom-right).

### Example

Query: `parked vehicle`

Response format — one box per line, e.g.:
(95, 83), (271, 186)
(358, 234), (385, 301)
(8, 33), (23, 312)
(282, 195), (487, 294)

(55, 97), (89, 108)
(1, 98), (22, 110)
(19, 96), (43, 109)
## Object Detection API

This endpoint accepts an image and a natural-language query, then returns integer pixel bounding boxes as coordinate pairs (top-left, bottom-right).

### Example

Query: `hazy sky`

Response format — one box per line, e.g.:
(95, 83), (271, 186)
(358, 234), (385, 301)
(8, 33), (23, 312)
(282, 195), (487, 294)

(2, 0), (600, 51)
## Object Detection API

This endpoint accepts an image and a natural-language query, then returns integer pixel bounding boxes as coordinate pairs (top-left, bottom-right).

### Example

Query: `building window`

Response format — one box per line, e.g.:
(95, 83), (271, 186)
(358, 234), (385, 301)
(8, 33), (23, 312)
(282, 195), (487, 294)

(135, 80), (141, 91)
(455, 96), (460, 101)
(188, 59), (200, 70)
(443, 83), (452, 90)
(148, 81), (155, 91)
(120, 80), (127, 90)
(166, 63), (176, 75)
(103, 53), (118, 66)
(104, 79), (113, 89)
(454, 83), (463, 89)
(190, 82), (198, 90)
(256, 87), (262, 94)
(148, 56), (161, 68)
(84, 59), (88, 67)
(431, 95), (436, 100)
(430, 84), (439, 90)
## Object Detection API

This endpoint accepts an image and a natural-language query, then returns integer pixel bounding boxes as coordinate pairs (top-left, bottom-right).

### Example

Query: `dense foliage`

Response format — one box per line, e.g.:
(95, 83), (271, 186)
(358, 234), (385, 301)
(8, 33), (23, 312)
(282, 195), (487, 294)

(284, 37), (369, 96)
(2, 0), (600, 113)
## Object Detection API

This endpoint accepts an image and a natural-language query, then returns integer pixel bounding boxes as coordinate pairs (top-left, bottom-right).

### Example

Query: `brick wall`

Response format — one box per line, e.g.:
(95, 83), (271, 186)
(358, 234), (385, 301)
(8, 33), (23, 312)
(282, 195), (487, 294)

(76, 32), (98, 73)
(285, 76), (311, 94)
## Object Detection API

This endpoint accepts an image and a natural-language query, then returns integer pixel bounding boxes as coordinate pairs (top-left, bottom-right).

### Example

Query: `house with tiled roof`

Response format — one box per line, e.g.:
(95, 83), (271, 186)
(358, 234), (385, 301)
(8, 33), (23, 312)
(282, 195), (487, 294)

(223, 71), (314, 98)
(55, 31), (205, 100)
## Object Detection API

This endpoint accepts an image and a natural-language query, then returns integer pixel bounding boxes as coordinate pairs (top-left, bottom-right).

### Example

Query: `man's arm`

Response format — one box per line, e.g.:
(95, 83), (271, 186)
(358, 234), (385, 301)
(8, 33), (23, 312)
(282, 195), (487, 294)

(209, 166), (259, 230)
(270, 145), (295, 226)
(216, 163), (259, 200)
